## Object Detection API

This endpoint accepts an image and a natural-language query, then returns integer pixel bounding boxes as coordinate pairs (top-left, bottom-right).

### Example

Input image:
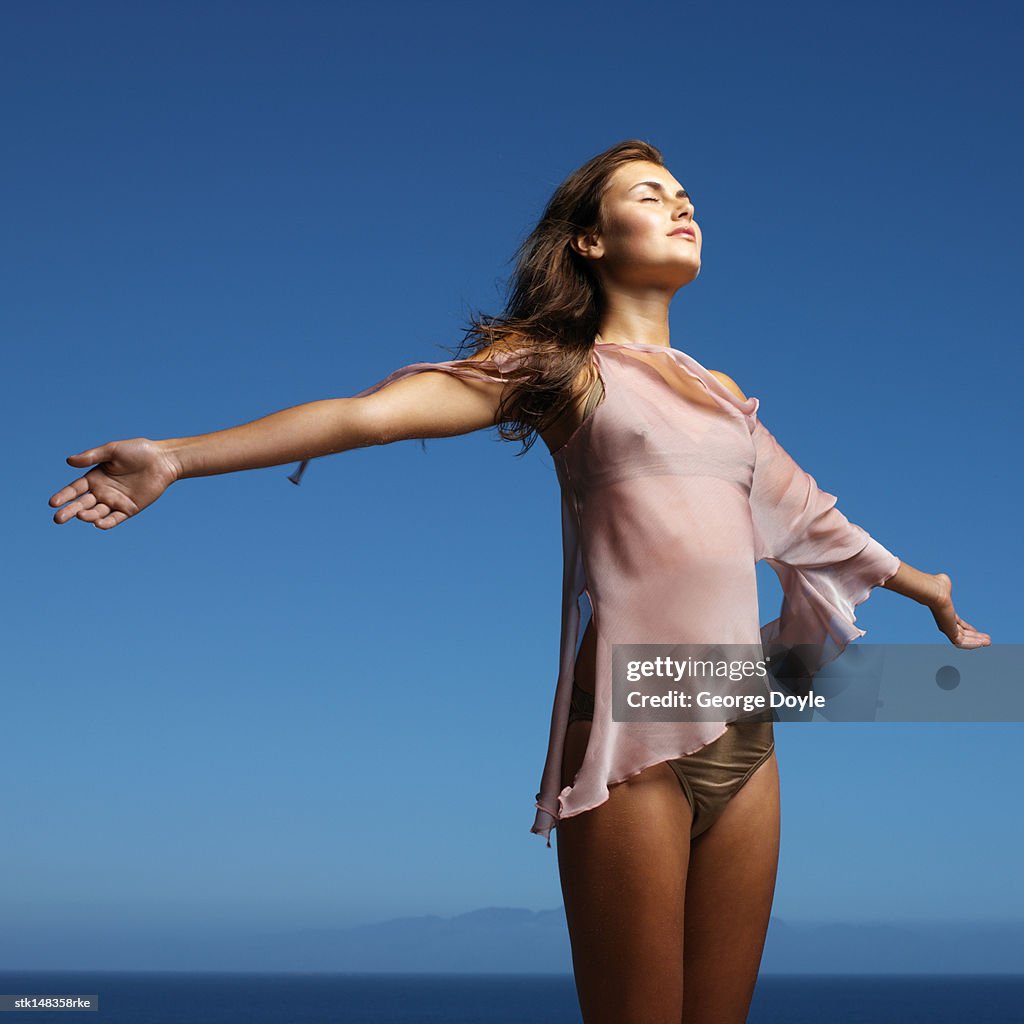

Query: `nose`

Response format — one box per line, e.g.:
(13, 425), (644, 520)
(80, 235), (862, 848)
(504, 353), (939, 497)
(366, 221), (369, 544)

(672, 199), (694, 221)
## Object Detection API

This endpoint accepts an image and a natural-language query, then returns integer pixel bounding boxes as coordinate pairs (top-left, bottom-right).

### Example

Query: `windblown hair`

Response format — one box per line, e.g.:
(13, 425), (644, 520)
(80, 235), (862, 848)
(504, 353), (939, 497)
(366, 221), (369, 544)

(445, 138), (666, 456)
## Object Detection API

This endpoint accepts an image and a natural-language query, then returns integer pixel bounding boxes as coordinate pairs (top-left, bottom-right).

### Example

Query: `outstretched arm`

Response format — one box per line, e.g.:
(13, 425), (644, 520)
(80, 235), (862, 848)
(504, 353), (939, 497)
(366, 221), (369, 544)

(710, 369), (991, 651)
(165, 359), (508, 478)
(49, 345), (518, 530)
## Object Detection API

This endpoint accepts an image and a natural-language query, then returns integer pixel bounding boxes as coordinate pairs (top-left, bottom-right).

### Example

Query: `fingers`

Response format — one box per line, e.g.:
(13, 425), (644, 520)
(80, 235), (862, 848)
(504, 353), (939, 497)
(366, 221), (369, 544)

(76, 501), (128, 529)
(50, 445), (116, 517)
(94, 510), (130, 530)
(49, 475), (91, 510)
(954, 616), (992, 649)
(52, 490), (97, 524)
(958, 617), (991, 640)
(51, 492), (131, 530)
(77, 500), (108, 523)
(934, 604), (993, 649)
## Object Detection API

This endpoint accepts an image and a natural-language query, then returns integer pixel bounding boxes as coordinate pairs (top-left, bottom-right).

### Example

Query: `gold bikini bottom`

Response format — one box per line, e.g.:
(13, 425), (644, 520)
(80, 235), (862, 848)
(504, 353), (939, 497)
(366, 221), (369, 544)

(567, 681), (775, 839)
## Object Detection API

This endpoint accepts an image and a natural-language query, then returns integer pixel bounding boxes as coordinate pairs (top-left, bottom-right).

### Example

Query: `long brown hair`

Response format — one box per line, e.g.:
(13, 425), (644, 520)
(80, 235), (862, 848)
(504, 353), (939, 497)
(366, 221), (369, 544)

(445, 138), (666, 456)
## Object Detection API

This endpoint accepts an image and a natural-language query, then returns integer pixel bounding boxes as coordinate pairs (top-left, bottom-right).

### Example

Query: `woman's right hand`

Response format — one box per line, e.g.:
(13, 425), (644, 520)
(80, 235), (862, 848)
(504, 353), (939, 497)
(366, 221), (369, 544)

(49, 439), (182, 530)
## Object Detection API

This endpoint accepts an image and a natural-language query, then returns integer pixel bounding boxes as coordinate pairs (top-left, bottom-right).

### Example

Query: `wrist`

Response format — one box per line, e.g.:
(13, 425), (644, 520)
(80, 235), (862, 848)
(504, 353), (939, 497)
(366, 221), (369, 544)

(879, 560), (944, 607)
(155, 438), (190, 482)
(926, 571), (952, 610)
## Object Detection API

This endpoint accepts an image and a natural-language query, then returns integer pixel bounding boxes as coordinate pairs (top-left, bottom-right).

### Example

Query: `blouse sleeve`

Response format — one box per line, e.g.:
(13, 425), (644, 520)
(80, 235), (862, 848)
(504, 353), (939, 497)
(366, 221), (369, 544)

(285, 345), (532, 485)
(749, 411), (901, 691)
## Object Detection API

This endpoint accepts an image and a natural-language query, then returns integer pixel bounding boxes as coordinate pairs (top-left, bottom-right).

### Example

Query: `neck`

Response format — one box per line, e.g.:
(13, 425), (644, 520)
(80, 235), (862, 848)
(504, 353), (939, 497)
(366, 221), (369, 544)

(595, 304), (673, 349)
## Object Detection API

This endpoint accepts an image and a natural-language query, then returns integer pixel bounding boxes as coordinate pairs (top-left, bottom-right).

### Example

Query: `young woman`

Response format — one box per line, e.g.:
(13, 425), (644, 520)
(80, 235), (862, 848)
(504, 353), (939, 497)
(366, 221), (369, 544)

(49, 139), (990, 1024)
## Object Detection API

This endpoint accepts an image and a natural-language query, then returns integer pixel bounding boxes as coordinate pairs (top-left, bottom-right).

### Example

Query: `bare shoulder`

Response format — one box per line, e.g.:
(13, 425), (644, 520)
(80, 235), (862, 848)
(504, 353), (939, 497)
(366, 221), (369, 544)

(463, 337), (529, 364)
(708, 369), (748, 401)
(464, 342), (502, 362)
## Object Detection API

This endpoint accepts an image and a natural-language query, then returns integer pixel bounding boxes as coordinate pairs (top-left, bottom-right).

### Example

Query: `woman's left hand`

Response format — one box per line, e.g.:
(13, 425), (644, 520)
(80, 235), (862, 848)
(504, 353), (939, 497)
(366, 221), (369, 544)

(928, 572), (992, 648)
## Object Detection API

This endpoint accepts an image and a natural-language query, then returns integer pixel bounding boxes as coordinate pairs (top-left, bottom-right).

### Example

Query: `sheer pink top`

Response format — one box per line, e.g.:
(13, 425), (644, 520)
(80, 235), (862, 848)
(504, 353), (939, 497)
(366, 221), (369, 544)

(289, 338), (901, 848)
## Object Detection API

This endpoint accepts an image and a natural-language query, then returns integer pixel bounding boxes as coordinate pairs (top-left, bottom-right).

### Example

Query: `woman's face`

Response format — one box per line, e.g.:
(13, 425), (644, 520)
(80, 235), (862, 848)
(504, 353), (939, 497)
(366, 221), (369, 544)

(578, 160), (701, 291)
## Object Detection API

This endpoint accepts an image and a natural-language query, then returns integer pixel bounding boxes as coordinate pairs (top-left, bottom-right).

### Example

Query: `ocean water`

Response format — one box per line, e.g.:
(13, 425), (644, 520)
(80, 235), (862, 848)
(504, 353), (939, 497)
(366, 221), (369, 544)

(0, 972), (1022, 1022)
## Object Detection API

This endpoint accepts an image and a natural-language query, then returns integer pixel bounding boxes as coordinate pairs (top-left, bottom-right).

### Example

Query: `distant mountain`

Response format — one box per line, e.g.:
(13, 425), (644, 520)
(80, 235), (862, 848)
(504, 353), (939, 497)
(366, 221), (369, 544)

(2, 909), (1022, 973)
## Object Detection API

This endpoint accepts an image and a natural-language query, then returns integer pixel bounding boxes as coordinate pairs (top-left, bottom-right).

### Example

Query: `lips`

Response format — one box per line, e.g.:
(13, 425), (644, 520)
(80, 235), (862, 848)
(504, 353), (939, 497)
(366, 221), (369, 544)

(670, 228), (696, 239)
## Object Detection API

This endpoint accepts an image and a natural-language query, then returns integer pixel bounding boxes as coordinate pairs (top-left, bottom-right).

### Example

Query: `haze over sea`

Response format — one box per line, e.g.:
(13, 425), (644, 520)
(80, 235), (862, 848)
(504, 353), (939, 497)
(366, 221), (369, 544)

(2, 973), (1024, 1023)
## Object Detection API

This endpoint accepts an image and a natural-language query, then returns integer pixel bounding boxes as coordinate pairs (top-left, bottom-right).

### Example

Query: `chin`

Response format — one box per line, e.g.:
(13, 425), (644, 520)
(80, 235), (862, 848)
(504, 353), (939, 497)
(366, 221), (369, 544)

(674, 261), (700, 287)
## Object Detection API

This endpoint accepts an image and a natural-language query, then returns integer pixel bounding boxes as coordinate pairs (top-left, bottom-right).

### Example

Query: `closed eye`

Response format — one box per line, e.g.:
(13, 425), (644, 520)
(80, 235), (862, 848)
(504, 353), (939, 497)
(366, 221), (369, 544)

(641, 195), (696, 211)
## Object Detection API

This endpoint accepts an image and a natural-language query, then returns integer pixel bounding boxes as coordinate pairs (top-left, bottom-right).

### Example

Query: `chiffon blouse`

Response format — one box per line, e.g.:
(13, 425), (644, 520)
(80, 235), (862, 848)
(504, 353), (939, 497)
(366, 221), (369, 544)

(288, 338), (901, 847)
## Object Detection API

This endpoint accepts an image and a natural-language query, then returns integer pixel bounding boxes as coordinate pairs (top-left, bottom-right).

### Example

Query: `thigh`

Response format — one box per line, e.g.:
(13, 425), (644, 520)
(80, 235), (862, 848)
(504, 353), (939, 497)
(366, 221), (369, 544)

(557, 615), (696, 1024)
(682, 749), (781, 1024)
(557, 727), (694, 1024)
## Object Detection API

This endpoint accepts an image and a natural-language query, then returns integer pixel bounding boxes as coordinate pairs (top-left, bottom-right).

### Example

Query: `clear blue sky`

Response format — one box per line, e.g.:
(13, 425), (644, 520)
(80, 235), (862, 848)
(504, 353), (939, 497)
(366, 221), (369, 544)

(5, 0), (1022, 955)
